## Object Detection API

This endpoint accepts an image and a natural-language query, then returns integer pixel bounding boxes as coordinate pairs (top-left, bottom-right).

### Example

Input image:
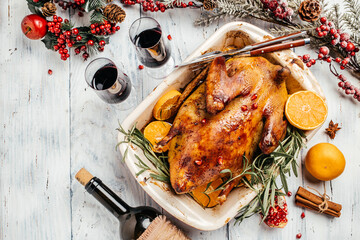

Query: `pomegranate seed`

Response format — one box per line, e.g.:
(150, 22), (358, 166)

(287, 191), (292, 197)
(217, 156), (223, 165)
(296, 233), (302, 239)
(252, 103), (258, 109)
(167, 34), (172, 40)
(195, 159), (202, 165)
(301, 212), (305, 218)
(138, 65), (144, 70)
(241, 105), (248, 111)
(251, 94), (257, 100)
(201, 118), (207, 124)
(48, 69), (53, 75)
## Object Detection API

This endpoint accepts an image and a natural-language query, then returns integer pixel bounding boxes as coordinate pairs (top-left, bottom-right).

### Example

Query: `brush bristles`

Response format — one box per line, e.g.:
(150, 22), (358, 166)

(137, 215), (190, 240)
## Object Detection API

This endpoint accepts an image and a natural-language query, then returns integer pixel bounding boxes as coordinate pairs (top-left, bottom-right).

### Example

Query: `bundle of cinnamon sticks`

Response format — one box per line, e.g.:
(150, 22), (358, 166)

(295, 187), (342, 217)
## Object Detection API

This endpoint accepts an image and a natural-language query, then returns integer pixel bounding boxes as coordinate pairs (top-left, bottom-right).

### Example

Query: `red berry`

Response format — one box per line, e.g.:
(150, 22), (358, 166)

(340, 41), (347, 48)
(326, 57), (332, 63)
(201, 118), (207, 124)
(331, 39), (339, 46)
(57, 17), (63, 23)
(318, 32), (324, 37)
(302, 54), (310, 62)
(87, 40), (94, 46)
(72, 28), (79, 35)
(330, 28), (337, 35)
(346, 42), (355, 52)
(318, 53), (324, 59)
(241, 105), (248, 111)
(188, 1), (194, 6)
(296, 233), (302, 239)
(160, 7), (165, 12)
(338, 81), (344, 88)
(335, 58), (341, 63)
(138, 65), (144, 70)
(341, 58), (349, 65)
(287, 191), (292, 197)
(320, 25), (326, 31)
(99, 40), (106, 46)
(320, 17), (327, 24)
(340, 33), (350, 42)
(252, 103), (258, 109)
(251, 94), (257, 100)
(48, 69), (53, 75)
(167, 34), (172, 40)
(306, 62), (312, 68)
(319, 46), (329, 55)
(310, 59), (316, 65)
(76, 35), (82, 41)
(315, 27), (321, 32)
(301, 212), (305, 218)
(340, 65), (345, 70)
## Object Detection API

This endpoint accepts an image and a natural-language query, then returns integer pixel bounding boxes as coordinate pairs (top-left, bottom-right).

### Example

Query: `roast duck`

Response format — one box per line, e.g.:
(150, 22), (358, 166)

(157, 56), (290, 204)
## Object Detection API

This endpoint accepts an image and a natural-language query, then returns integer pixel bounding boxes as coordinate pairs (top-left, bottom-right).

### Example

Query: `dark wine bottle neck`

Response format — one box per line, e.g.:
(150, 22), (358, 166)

(85, 177), (132, 218)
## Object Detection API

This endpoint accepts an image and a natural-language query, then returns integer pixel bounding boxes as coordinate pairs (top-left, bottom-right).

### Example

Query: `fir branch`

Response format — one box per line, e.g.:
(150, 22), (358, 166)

(84, 0), (107, 12)
(194, 11), (226, 26)
(90, 10), (107, 24)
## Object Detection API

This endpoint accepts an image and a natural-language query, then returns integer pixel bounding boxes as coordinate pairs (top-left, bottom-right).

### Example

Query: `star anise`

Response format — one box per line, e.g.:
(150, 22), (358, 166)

(325, 120), (341, 139)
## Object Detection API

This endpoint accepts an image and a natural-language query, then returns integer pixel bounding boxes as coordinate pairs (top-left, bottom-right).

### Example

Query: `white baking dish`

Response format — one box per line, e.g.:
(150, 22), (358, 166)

(117, 21), (325, 231)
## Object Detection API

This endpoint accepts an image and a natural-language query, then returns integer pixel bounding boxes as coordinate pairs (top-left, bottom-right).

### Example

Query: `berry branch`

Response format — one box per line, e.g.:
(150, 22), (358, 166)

(24, 0), (125, 61)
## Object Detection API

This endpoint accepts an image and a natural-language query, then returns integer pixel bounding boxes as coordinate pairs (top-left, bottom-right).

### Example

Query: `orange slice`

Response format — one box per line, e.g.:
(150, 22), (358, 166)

(153, 90), (181, 120)
(143, 121), (172, 152)
(285, 91), (328, 130)
(191, 178), (223, 208)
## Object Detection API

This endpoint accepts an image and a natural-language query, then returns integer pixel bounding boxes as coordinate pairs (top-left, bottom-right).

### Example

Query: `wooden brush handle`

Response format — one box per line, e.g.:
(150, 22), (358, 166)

(250, 39), (308, 56)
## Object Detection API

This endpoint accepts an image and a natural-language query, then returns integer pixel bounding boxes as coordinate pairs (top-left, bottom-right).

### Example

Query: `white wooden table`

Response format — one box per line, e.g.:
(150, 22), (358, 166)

(1, 1), (360, 239)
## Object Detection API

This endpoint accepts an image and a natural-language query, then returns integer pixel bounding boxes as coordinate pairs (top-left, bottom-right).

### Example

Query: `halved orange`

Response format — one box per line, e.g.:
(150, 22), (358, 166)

(153, 90), (181, 120)
(191, 178), (223, 208)
(285, 91), (328, 130)
(143, 121), (172, 152)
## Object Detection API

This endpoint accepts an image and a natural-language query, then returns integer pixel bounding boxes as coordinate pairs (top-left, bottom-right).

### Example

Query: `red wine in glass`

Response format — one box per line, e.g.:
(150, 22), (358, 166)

(130, 17), (174, 79)
(85, 58), (132, 104)
(133, 27), (171, 68)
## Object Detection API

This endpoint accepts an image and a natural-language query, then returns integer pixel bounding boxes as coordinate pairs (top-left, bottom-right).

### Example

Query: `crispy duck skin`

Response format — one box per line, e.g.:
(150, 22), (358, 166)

(158, 56), (289, 195)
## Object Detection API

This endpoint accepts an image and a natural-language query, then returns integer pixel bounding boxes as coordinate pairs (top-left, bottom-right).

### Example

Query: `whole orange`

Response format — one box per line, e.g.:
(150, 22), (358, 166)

(305, 143), (345, 181)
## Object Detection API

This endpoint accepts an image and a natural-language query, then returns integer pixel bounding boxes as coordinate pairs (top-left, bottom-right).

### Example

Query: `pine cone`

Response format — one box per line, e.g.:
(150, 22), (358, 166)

(203, 0), (216, 11)
(103, 4), (126, 23)
(298, 0), (322, 22)
(41, 2), (57, 17)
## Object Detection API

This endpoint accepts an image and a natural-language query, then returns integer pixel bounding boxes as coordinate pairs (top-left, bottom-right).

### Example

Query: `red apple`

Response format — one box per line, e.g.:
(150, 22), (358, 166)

(21, 14), (48, 40)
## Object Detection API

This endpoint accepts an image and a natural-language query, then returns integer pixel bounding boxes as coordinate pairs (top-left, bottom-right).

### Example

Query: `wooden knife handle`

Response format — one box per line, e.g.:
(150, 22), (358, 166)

(250, 39), (307, 56)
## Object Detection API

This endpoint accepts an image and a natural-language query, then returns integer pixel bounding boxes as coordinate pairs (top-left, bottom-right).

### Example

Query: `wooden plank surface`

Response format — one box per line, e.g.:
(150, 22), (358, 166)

(1, 1), (360, 239)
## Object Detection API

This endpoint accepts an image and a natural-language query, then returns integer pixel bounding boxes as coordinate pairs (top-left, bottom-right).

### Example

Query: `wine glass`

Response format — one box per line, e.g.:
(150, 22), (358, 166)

(129, 17), (174, 79)
(85, 58), (136, 110)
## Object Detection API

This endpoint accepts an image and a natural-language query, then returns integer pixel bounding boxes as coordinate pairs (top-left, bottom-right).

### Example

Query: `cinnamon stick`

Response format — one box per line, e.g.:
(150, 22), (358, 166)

(295, 187), (342, 217)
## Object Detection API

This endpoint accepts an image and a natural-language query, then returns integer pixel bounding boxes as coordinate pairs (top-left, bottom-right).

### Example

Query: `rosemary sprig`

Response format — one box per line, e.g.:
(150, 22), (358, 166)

(116, 123), (170, 183)
(235, 126), (305, 224)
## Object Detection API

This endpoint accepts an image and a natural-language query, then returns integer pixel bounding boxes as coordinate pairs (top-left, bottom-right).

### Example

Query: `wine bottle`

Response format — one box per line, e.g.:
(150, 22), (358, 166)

(75, 168), (189, 240)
